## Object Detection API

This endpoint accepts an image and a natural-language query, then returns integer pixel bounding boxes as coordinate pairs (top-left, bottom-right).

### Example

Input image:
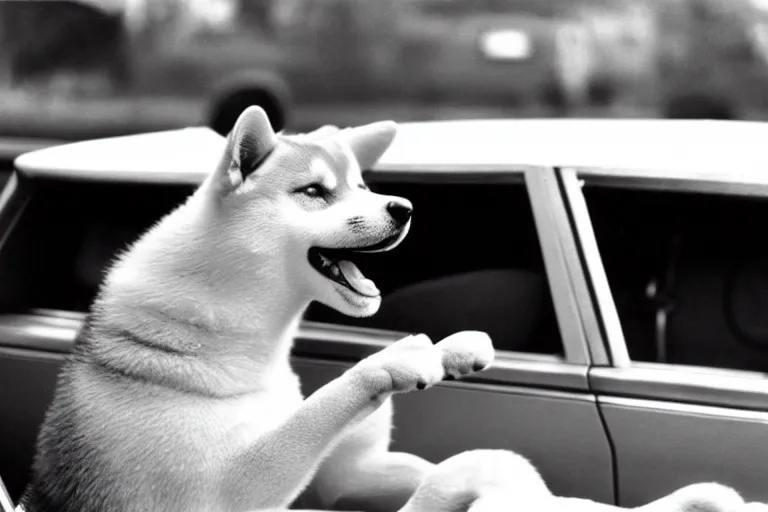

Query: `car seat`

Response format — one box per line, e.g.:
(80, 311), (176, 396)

(368, 269), (562, 355)
(664, 248), (768, 372)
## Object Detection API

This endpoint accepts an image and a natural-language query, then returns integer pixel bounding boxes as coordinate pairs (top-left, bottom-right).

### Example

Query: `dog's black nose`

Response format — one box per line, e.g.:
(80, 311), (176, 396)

(387, 201), (412, 226)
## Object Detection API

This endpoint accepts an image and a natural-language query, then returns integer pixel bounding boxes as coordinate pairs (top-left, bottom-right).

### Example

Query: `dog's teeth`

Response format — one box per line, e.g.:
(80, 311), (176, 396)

(331, 264), (340, 277)
(320, 254), (332, 267)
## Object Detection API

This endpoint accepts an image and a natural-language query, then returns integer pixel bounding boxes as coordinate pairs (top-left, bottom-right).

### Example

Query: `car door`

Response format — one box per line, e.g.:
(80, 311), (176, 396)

(0, 158), (613, 504)
(558, 166), (768, 507)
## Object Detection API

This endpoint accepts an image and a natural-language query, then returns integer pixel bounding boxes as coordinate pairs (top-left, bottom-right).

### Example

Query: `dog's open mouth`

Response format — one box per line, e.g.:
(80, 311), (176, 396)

(308, 234), (400, 298)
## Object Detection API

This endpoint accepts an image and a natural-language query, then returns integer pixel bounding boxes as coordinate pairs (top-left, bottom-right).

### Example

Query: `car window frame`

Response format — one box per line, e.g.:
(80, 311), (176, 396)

(560, 165), (768, 411)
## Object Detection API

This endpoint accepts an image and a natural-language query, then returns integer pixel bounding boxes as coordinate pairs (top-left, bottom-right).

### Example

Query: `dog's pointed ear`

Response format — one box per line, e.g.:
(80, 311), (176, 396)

(341, 120), (397, 170)
(211, 106), (278, 193)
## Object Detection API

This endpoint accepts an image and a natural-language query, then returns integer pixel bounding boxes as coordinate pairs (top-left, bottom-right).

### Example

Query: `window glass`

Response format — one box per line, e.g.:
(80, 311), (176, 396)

(584, 183), (768, 371)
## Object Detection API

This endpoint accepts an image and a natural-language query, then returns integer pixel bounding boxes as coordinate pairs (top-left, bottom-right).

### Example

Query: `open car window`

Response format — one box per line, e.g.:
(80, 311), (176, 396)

(303, 171), (566, 358)
(566, 168), (768, 374)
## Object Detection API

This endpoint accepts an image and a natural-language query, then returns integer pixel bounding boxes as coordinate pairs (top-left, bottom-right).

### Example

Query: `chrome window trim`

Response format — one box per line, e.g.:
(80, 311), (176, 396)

(0, 172), (31, 253)
(599, 391), (768, 419)
(526, 167), (604, 366)
(0, 173), (18, 211)
(0, 473), (15, 512)
(592, 363), (768, 412)
(368, 163), (527, 184)
(293, 355), (596, 402)
(559, 168), (630, 368)
(576, 167), (768, 199)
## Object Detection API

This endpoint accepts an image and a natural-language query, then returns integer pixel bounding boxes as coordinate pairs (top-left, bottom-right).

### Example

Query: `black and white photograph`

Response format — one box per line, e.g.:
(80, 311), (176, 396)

(2, 1), (768, 511)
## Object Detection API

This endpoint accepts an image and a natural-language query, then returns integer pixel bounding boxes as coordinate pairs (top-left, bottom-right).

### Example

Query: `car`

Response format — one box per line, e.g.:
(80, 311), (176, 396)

(0, 0), (578, 140)
(1, 118), (768, 509)
(6, 0), (768, 143)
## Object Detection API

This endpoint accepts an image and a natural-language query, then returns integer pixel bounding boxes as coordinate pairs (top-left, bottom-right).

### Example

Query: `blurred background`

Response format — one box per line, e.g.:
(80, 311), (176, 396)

(1, 0), (767, 141)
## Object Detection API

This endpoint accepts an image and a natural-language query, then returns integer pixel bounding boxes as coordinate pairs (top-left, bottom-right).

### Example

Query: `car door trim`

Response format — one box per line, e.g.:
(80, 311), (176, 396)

(575, 167), (768, 199)
(293, 356), (595, 402)
(0, 310), (589, 392)
(599, 393), (768, 420)
(592, 363), (768, 412)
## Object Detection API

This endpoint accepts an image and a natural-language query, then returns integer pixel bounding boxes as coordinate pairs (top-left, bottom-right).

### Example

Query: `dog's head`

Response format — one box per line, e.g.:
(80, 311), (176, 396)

(199, 106), (411, 317)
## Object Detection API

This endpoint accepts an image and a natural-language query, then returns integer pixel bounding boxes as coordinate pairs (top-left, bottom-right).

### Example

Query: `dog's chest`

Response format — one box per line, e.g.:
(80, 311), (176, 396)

(215, 373), (305, 447)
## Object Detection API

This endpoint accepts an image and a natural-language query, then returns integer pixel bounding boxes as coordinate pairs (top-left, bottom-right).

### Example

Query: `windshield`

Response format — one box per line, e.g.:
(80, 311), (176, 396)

(1, 0), (767, 141)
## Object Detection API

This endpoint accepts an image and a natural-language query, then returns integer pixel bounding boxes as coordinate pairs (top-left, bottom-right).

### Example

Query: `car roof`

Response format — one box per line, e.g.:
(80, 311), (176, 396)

(13, 119), (768, 187)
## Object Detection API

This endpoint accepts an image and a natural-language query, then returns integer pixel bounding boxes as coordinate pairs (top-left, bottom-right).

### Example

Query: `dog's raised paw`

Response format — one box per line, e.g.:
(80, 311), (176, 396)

(435, 331), (495, 380)
(352, 333), (445, 395)
(351, 331), (495, 396)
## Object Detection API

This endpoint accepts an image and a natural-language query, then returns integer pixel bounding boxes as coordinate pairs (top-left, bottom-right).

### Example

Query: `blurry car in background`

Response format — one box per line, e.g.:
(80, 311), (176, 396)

(2, 0), (768, 142)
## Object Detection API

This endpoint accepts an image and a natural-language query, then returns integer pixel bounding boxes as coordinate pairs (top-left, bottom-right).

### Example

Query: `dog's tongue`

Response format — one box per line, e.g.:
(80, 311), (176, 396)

(338, 260), (379, 297)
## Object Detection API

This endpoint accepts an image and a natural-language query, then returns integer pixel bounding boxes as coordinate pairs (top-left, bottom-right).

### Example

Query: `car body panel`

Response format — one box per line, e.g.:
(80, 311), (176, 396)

(600, 396), (768, 507)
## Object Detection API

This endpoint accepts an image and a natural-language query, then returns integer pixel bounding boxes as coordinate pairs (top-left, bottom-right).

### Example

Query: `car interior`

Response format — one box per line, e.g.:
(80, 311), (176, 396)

(0, 169), (563, 502)
(584, 184), (768, 372)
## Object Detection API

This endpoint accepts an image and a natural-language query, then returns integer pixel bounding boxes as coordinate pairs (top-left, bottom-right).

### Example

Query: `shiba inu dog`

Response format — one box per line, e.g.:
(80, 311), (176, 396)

(15, 106), (502, 512)
(15, 106), (764, 512)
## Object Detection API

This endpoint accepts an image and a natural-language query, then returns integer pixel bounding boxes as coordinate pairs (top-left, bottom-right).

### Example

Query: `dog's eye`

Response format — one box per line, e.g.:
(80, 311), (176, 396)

(297, 184), (327, 199)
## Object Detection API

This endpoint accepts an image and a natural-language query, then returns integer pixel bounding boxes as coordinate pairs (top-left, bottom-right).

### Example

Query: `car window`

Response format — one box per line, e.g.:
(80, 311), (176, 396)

(0, 180), (196, 315)
(582, 182), (768, 372)
(0, 176), (564, 357)
(303, 178), (564, 356)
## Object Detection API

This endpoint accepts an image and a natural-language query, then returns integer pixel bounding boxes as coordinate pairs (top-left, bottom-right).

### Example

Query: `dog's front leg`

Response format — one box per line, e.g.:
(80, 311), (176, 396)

(301, 332), (496, 512)
(302, 456), (432, 512)
(222, 331), (493, 512)
(326, 452), (434, 512)
(303, 401), (435, 512)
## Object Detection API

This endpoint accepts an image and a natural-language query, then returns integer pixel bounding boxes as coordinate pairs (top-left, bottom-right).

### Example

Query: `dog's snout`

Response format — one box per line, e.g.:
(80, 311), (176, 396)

(386, 201), (412, 226)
